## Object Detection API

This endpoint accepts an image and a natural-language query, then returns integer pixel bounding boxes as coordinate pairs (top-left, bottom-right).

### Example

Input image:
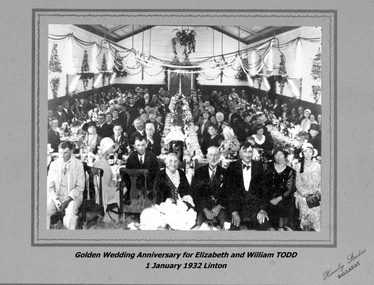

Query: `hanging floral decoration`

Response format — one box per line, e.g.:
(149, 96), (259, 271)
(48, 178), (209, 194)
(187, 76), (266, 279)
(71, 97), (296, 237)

(310, 48), (322, 103)
(171, 29), (196, 65)
(277, 54), (288, 94)
(48, 43), (62, 73)
(50, 77), (60, 98)
(101, 54), (110, 86)
(79, 50), (94, 90)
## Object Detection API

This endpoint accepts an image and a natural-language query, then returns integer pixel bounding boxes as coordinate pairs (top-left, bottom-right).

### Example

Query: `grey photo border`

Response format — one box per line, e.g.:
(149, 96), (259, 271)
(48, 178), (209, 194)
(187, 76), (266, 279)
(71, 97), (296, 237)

(32, 9), (337, 247)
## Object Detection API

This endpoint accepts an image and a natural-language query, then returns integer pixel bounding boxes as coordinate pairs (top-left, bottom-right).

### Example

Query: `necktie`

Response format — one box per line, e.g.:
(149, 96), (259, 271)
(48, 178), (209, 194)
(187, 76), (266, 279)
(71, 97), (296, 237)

(209, 166), (216, 181)
(139, 156), (143, 165)
(63, 163), (68, 175)
(243, 164), (251, 171)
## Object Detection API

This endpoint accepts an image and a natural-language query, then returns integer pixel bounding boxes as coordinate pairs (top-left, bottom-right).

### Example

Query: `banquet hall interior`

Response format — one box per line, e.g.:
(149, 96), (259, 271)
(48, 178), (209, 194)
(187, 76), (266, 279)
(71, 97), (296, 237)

(47, 24), (322, 231)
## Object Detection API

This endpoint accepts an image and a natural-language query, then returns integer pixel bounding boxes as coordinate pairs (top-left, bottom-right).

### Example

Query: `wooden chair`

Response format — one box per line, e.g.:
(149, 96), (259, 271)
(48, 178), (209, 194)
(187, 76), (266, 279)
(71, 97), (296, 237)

(194, 159), (208, 169)
(119, 168), (155, 222)
(77, 165), (104, 229)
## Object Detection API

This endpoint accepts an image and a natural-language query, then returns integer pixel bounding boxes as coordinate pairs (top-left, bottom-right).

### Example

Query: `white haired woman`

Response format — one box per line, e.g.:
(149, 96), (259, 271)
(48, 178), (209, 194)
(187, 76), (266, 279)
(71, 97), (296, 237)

(294, 143), (321, 231)
(153, 153), (192, 205)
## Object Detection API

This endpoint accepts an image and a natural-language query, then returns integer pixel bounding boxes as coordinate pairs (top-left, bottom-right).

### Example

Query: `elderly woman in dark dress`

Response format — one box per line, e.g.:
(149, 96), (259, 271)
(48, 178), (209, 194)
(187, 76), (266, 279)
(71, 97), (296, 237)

(153, 153), (192, 205)
(262, 147), (297, 230)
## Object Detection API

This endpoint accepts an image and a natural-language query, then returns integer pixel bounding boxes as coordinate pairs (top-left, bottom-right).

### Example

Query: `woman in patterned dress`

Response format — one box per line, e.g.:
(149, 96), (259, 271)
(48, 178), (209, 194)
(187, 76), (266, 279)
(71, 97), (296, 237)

(294, 143), (321, 231)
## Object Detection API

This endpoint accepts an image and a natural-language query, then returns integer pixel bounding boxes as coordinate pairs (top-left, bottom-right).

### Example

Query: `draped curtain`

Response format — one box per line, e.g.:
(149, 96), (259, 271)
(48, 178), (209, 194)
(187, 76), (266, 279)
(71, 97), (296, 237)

(169, 71), (192, 96)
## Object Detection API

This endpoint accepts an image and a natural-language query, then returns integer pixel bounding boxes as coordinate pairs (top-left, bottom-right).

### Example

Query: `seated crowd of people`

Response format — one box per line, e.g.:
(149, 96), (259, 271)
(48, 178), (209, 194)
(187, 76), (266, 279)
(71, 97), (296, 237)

(47, 86), (322, 231)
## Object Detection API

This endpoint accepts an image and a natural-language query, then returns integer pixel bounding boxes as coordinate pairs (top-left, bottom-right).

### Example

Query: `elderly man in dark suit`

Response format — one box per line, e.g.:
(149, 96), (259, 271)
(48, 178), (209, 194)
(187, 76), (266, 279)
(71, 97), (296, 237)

(223, 141), (270, 230)
(124, 136), (159, 203)
(192, 146), (229, 228)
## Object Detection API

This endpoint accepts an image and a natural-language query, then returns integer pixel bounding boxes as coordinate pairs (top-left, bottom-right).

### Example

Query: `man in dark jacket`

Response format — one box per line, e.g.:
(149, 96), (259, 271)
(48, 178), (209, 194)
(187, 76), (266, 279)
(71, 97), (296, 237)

(223, 141), (270, 230)
(192, 146), (229, 227)
(124, 136), (159, 202)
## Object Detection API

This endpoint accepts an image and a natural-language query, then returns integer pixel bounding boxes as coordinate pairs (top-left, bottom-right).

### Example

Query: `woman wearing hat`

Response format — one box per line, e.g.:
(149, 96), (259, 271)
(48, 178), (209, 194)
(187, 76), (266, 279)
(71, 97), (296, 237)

(262, 148), (297, 230)
(251, 124), (274, 158)
(294, 143), (321, 231)
(92, 137), (120, 221)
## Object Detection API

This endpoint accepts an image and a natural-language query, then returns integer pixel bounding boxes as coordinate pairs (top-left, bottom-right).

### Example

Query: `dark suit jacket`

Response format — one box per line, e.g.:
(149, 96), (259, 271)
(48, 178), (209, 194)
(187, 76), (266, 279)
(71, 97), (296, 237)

(308, 133), (321, 156)
(197, 119), (211, 137)
(272, 104), (282, 118)
(192, 164), (227, 211)
(201, 134), (223, 155)
(62, 108), (74, 124)
(223, 159), (266, 218)
(110, 134), (130, 156)
(54, 111), (67, 127)
(48, 128), (61, 152)
(297, 115), (306, 125)
(146, 134), (162, 156)
(125, 151), (159, 190)
(153, 168), (191, 204)
(97, 122), (113, 138)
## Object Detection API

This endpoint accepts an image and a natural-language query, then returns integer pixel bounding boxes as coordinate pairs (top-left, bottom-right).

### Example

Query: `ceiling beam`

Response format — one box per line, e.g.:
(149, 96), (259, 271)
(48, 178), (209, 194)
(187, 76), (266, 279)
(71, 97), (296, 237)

(244, 26), (299, 45)
(108, 24), (129, 33)
(237, 25), (257, 35)
(116, 25), (156, 42)
(210, 26), (247, 44)
(74, 25), (118, 42)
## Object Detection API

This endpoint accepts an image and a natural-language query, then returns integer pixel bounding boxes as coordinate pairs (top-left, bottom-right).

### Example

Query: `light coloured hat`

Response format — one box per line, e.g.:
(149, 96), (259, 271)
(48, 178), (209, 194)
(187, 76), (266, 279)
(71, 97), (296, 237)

(99, 137), (118, 154)
(299, 142), (318, 157)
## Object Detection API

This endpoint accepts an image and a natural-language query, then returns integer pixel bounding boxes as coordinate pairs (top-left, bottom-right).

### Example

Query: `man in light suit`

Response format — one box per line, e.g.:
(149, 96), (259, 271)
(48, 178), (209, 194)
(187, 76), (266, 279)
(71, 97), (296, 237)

(192, 146), (229, 227)
(223, 141), (270, 230)
(47, 141), (85, 229)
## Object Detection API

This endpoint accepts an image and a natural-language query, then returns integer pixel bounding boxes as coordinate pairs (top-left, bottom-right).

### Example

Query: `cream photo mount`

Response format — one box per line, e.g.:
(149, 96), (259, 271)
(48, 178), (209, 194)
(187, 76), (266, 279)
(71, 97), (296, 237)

(32, 9), (336, 246)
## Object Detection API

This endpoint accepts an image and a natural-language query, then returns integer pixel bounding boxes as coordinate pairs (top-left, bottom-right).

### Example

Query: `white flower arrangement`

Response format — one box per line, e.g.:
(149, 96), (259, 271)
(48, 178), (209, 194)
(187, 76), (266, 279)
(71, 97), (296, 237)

(139, 196), (197, 230)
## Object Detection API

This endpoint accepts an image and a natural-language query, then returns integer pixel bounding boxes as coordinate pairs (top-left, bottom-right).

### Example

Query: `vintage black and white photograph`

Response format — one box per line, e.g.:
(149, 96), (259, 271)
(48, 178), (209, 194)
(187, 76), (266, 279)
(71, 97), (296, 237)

(46, 23), (323, 233)
(3, 1), (374, 284)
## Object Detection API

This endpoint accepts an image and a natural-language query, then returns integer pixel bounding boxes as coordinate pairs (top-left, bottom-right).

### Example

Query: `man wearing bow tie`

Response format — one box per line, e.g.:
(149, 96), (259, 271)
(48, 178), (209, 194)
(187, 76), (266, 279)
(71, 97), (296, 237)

(192, 146), (229, 228)
(223, 141), (269, 230)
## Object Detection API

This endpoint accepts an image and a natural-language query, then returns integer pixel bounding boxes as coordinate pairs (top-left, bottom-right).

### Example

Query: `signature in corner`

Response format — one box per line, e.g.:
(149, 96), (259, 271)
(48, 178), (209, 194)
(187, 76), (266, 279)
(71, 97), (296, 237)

(323, 263), (344, 280)
(322, 248), (366, 280)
